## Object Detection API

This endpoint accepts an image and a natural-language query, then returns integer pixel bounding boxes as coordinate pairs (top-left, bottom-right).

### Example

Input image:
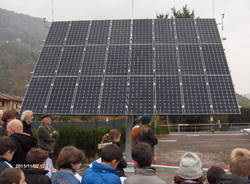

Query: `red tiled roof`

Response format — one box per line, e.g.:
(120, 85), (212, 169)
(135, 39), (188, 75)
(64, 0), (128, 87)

(0, 93), (23, 102)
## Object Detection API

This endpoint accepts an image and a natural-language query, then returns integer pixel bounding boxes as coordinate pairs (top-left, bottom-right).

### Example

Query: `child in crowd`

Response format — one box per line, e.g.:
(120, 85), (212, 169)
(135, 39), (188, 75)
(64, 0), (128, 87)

(98, 129), (127, 177)
(52, 146), (85, 184)
(125, 142), (166, 184)
(138, 115), (158, 158)
(0, 168), (26, 184)
(0, 136), (16, 173)
(23, 148), (51, 184)
(173, 152), (205, 184)
(207, 166), (225, 184)
(217, 148), (250, 184)
(82, 144), (122, 184)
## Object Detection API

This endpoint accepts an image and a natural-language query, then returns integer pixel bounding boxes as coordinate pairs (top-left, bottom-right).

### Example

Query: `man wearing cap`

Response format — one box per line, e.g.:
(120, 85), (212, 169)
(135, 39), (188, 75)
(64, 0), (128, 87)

(37, 115), (59, 153)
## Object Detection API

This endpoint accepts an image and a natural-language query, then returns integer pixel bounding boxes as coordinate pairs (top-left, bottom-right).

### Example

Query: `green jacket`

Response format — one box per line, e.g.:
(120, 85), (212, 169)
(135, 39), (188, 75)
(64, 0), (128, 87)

(37, 123), (59, 152)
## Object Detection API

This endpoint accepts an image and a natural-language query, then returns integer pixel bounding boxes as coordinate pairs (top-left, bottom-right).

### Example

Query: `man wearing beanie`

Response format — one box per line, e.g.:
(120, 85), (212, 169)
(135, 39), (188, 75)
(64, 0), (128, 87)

(138, 115), (158, 158)
(173, 152), (205, 184)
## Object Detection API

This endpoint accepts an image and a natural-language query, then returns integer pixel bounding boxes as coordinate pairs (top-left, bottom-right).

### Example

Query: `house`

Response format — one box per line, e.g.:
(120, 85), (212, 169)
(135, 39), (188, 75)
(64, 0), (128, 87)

(0, 93), (23, 112)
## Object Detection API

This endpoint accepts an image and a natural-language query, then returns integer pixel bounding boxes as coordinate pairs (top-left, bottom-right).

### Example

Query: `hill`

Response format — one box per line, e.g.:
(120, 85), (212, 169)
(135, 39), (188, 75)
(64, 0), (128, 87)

(236, 94), (250, 107)
(243, 93), (250, 100)
(0, 8), (49, 48)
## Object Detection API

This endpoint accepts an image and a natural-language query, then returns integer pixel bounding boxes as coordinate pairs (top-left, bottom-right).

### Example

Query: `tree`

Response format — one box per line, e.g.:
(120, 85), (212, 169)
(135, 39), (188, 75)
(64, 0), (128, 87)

(157, 4), (195, 19)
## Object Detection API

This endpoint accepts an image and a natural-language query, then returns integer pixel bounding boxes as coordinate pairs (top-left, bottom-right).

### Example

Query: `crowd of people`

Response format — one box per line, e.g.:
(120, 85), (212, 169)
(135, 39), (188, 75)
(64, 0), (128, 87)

(0, 110), (250, 184)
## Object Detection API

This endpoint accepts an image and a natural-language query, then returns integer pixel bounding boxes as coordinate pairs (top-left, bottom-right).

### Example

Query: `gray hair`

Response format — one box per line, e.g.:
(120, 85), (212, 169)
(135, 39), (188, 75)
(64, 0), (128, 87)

(21, 110), (33, 121)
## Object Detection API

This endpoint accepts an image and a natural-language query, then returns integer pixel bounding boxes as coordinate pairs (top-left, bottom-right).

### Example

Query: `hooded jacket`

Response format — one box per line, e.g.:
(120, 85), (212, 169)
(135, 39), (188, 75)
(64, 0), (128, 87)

(23, 168), (51, 184)
(216, 174), (250, 184)
(0, 156), (12, 173)
(10, 133), (37, 167)
(82, 161), (121, 184)
(125, 168), (166, 184)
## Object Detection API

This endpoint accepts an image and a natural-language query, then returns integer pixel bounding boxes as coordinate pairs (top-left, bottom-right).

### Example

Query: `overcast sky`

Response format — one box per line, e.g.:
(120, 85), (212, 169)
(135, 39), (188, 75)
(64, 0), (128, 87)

(1, 0), (250, 94)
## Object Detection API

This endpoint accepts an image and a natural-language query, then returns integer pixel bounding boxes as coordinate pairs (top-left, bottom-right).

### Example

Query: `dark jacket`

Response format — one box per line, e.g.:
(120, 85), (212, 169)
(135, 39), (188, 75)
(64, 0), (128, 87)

(217, 174), (250, 184)
(38, 123), (58, 152)
(125, 168), (166, 184)
(10, 133), (37, 167)
(82, 161), (121, 184)
(23, 168), (51, 184)
(0, 156), (12, 173)
(138, 129), (158, 153)
(0, 126), (6, 136)
(22, 120), (33, 136)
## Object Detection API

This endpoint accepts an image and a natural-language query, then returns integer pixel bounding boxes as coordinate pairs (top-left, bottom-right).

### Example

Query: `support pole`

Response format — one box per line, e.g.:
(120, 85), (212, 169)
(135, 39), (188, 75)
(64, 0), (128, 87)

(125, 116), (134, 161)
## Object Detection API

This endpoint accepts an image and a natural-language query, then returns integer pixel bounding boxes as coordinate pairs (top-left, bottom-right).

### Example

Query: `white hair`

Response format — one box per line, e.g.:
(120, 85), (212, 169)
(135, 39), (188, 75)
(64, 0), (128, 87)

(21, 110), (33, 121)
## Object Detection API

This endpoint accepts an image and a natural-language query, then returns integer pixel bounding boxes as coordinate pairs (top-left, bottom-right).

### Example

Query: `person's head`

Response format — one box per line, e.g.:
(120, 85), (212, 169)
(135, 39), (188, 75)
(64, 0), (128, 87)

(101, 129), (121, 143)
(21, 110), (33, 124)
(207, 166), (225, 184)
(25, 148), (48, 169)
(0, 168), (26, 184)
(41, 115), (51, 125)
(0, 136), (16, 161)
(177, 152), (203, 181)
(6, 119), (23, 136)
(229, 148), (250, 179)
(57, 146), (85, 172)
(140, 115), (152, 125)
(132, 143), (153, 168)
(101, 144), (122, 169)
(2, 110), (17, 123)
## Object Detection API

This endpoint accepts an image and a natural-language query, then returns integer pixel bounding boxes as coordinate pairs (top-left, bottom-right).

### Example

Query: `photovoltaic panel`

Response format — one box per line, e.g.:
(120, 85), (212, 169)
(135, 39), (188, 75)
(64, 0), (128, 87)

(155, 45), (178, 75)
(81, 46), (106, 75)
(202, 44), (230, 75)
(154, 19), (175, 44)
(156, 76), (182, 114)
(46, 77), (77, 114)
(128, 77), (153, 114)
(57, 46), (84, 76)
(88, 20), (110, 44)
(179, 45), (203, 74)
(131, 45), (153, 75)
(66, 21), (89, 45)
(45, 22), (69, 45)
(132, 19), (152, 44)
(21, 77), (52, 113)
(100, 77), (127, 114)
(33, 47), (62, 76)
(182, 76), (211, 114)
(176, 19), (198, 43)
(110, 20), (131, 44)
(73, 77), (102, 114)
(208, 76), (240, 114)
(22, 18), (240, 115)
(197, 19), (221, 43)
(106, 45), (129, 75)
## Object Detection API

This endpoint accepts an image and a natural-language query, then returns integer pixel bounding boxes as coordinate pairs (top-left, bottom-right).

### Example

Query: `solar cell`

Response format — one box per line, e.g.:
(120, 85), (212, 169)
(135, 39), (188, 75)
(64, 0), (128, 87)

(154, 19), (175, 44)
(73, 76), (102, 114)
(106, 45), (129, 75)
(155, 45), (178, 75)
(179, 45), (203, 74)
(176, 19), (198, 43)
(128, 77), (153, 114)
(100, 77), (127, 114)
(130, 45), (153, 75)
(33, 47), (62, 76)
(202, 44), (230, 75)
(46, 77), (77, 114)
(208, 76), (240, 114)
(66, 21), (90, 45)
(156, 76), (182, 114)
(132, 19), (152, 44)
(88, 20), (110, 44)
(110, 20), (131, 44)
(197, 19), (221, 43)
(57, 46), (84, 76)
(21, 77), (52, 114)
(45, 22), (69, 45)
(182, 76), (211, 114)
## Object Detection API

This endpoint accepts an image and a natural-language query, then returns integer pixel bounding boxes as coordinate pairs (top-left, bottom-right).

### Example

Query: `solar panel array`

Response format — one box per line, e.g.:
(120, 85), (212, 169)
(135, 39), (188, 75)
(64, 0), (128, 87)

(21, 18), (240, 115)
